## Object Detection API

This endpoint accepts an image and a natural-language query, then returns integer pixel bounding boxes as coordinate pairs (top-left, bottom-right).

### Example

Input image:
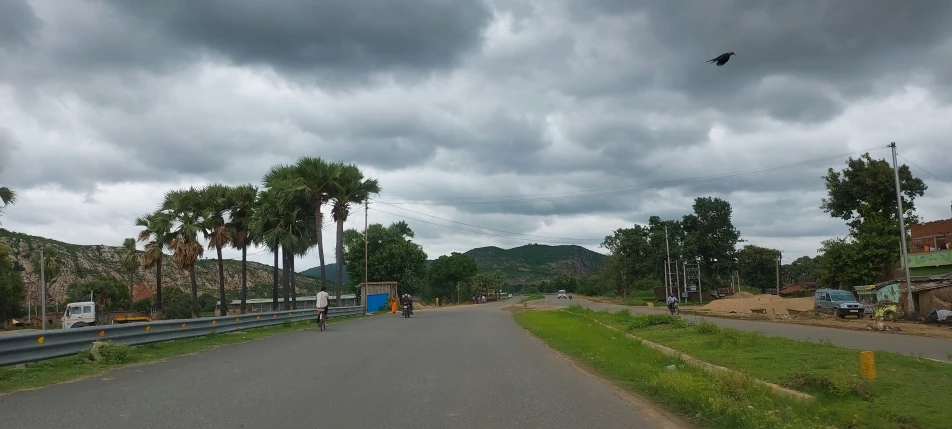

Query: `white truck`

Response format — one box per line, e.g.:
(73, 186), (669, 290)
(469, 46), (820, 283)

(62, 301), (152, 328)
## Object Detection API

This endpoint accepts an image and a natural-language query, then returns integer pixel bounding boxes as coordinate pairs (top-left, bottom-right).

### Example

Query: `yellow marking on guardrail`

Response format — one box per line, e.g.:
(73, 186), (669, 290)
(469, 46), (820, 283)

(235, 317), (240, 322)
(181, 323), (187, 328)
(99, 331), (105, 337)
(211, 320), (217, 325)
(145, 326), (151, 332)
(256, 315), (261, 320)
(272, 314), (277, 318)
(287, 313), (292, 316)
(37, 336), (44, 344)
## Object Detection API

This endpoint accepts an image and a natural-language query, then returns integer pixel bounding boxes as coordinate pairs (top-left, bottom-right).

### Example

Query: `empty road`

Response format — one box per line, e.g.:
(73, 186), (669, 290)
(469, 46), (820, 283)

(0, 301), (686, 429)
(544, 295), (952, 362)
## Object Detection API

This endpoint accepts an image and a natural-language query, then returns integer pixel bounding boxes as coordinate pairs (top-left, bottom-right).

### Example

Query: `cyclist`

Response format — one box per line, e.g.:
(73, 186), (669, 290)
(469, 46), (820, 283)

(316, 286), (330, 325)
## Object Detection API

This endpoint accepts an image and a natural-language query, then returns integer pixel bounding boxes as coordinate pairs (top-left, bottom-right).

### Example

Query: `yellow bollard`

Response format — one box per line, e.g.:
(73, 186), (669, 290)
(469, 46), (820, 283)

(860, 351), (876, 380)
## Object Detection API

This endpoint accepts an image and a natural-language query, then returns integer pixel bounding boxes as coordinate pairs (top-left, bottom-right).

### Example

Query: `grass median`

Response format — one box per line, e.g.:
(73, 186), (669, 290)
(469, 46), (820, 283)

(520, 305), (952, 429)
(517, 294), (545, 304)
(0, 314), (365, 395)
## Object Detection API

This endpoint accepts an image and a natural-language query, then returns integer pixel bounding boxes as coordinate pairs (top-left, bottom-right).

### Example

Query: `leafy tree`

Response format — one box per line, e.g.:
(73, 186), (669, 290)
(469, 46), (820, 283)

(163, 187), (207, 318)
(0, 243), (26, 322)
(29, 246), (63, 310)
(342, 221), (428, 297)
(161, 287), (196, 320)
(820, 154), (927, 289)
(601, 225), (652, 298)
(736, 245), (781, 292)
(136, 210), (174, 311)
(201, 184), (234, 316)
(261, 165), (317, 310)
(329, 163), (380, 306)
(290, 156), (338, 296)
(66, 277), (131, 312)
(784, 256), (820, 284)
(250, 188), (285, 310)
(647, 216), (685, 282)
(116, 238), (140, 310)
(682, 197), (741, 282)
(427, 252), (478, 303)
(229, 184), (258, 313)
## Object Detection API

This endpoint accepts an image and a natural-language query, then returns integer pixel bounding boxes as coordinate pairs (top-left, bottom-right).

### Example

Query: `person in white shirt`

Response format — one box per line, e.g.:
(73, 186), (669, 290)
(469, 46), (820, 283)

(316, 287), (330, 323)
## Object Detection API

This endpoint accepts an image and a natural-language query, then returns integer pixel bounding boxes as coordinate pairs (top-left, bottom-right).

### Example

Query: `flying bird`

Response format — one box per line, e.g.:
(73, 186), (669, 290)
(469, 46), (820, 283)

(707, 52), (736, 66)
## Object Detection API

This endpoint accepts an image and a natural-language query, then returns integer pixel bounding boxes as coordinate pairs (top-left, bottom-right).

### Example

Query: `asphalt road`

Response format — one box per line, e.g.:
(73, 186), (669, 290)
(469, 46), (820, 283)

(0, 301), (685, 429)
(544, 295), (952, 362)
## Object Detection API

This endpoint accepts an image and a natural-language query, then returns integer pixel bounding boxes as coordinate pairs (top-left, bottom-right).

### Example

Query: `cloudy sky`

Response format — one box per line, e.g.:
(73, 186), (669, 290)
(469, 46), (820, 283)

(2, 0), (951, 270)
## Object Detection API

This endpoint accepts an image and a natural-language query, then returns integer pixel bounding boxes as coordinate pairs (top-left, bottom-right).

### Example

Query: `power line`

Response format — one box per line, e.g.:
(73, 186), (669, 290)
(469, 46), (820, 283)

(369, 207), (604, 246)
(376, 145), (889, 206)
(372, 200), (602, 242)
(898, 154), (952, 189)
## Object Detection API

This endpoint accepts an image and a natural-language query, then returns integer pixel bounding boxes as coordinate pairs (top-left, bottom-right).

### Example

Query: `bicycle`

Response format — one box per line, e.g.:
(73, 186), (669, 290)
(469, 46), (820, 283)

(317, 308), (326, 331)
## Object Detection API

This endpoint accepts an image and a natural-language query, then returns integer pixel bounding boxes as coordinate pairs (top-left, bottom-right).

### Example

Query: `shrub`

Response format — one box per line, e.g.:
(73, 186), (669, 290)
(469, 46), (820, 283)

(627, 314), (687, 329)
(695, 322), (720, 335)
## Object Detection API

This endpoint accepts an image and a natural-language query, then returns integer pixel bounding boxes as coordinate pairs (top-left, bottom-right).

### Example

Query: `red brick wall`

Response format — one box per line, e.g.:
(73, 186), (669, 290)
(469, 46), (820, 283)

(911, 219), (952, 238)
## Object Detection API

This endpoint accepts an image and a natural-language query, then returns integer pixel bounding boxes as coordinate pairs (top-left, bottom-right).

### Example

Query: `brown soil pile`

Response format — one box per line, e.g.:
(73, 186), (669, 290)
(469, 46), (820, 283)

(700, 294), (813, 315)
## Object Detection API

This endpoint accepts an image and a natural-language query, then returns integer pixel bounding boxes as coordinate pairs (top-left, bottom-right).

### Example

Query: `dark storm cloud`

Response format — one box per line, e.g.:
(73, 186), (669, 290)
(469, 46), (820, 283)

(107, 0), (492, 85)
(0, 0), (40, 53)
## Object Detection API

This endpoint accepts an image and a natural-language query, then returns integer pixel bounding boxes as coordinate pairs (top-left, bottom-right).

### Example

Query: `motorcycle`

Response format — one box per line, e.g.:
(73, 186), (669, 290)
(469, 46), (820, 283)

(403, 304), (411, 318)
(668, 302), (680, 315)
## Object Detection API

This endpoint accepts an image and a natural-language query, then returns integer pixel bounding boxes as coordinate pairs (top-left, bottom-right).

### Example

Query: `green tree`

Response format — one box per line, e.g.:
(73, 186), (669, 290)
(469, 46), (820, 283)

(250, 188), (284, 310)
(201, 184), (234, 316)
(820, 153), (927, 290)
(736, 245), (781, 292)
(259, 167), (317, 310)
(682, 197), (741, 282)
(116, 238), (140, 310)
(601, 225), (652, 298)
(342, 221), (428, 296)
(136, 210), (174, 311)
(784, 256), (820, 284)
(160, 287), (195, 320)
(0, 243), (26, 322)
(647, 216), (685, 283)
(427, 252), (478, 303)
(0, 185), (15, 225)
(290, 157), (338, 296)
(162, 187), (207, 318)
(230, 184), (258, 314)
(29, 247), (63, 310)
(66, 276), (132, 313)
(329, 163), (381, 306)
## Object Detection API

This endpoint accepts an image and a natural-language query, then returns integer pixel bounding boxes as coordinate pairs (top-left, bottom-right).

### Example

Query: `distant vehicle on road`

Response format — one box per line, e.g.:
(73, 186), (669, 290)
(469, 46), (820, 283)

(557, 290), (567, 299)
(62, 301), (152, 328)
(814, 289), (865, 318)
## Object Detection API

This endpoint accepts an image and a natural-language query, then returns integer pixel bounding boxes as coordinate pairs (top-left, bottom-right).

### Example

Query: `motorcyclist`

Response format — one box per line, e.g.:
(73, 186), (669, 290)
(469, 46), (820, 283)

(666, 293), (679, 313)
(401, 293), (414, 315)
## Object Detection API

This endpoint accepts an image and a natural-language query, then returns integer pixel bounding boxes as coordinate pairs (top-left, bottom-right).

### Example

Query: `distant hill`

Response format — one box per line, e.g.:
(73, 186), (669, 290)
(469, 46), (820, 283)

(0, 228), (326, 304)
(298, 244), (606, 286)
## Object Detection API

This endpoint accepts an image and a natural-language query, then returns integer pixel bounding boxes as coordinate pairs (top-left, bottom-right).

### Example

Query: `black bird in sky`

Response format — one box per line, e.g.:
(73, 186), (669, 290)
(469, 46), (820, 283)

(707, 52), (735, 66)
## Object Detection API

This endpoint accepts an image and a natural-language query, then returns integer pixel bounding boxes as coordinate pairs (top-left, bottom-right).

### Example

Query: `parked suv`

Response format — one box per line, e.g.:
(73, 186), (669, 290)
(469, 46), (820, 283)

(814, 288), (865, 318)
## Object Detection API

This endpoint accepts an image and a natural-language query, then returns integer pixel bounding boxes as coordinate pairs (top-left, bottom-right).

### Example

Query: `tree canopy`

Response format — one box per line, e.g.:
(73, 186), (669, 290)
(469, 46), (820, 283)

(0, 243), (26, 322)
(342, 221), (428, 296)
(427, 252), (479, 302)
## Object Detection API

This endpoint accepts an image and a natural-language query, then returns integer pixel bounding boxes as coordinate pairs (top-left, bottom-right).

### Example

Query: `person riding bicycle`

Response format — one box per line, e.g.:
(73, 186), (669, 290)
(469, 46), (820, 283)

(401, 293), (414, 315)
(666, 293), (679, 311)
(316, 286), (330, 323)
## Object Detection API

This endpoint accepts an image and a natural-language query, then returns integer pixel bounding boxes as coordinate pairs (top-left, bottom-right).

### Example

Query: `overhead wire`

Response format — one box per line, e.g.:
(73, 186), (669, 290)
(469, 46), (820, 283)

(898, 154), (952, 189)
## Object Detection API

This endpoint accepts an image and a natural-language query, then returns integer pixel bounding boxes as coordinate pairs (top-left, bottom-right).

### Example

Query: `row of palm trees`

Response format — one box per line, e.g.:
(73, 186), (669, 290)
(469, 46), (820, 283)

(134, 157), (380, 317)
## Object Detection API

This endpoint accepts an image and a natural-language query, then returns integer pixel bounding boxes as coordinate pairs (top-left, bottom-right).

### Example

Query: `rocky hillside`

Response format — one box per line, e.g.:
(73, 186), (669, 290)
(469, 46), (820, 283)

(0, 229), (326, 305)
(463, 244), (606, 285)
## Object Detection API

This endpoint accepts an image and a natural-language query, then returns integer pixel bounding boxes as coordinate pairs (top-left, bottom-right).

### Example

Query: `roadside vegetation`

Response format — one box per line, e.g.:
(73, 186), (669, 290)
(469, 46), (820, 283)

(517, 306), (951, 429)
(0, 315), (363, 395)
(517, 294), (545, 304)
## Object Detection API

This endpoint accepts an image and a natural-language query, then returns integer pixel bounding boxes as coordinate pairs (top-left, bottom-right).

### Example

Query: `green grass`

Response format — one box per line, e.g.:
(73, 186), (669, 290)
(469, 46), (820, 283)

(563, 306), (952, 429)
(0, 315), (364, 395)
(517, 294), (545, 304)
(515, 310), (814, 429)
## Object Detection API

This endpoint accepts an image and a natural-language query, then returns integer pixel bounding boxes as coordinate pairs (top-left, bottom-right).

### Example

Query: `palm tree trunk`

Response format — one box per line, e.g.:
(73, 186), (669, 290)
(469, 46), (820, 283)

(290, 257), (298, 310)
(189, 268), (199, 318)
(282, 246), (291, 310)
(272, 249), (279, 311)
(314, 208), (327, 293)
(240, 245), (247, 314)
(129, 272), (134, 311)
(217, 245), (226, 316)
(337, 219), (345, 307)
(155, 258), (163, 311)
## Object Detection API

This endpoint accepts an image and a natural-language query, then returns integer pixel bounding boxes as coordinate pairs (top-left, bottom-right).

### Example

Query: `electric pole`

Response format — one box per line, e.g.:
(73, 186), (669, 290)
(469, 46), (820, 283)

(664, 226), (672, 296)
(890, 142), (915, 314)
(364, 199), (369, 312)
(775, 251), (781, 295)
(40, 248), (47, 331)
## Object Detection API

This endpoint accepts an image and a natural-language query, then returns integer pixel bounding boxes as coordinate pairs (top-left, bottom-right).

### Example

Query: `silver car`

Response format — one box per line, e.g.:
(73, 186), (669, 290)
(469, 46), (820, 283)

(814, 288), (865, 318)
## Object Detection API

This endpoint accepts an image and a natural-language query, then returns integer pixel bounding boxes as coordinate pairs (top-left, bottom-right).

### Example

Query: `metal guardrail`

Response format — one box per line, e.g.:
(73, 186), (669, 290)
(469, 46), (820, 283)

(0, 306), (364, 367)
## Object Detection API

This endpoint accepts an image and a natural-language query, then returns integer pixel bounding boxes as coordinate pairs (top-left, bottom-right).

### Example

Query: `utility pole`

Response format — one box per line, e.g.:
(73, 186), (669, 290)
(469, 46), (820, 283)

(890, 142), (915, 314)
(40, 249), (47, 331)
(364, 199), (369, 312)
(664, 226), (672, 296)
(775, 251), (781, 295)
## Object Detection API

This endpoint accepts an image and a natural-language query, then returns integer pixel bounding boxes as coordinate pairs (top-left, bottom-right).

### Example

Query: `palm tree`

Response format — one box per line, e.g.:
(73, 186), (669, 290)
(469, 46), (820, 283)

(291, 157), (338, 296)
(0, 186), (15, 224)
(230, 184), (258, 314)
(117, 238), (140, 310)
(136, 211), (173, 311)
(329, 163), (381, 306)
(201, 184), (233, 316)
(163, 187), (207, 318)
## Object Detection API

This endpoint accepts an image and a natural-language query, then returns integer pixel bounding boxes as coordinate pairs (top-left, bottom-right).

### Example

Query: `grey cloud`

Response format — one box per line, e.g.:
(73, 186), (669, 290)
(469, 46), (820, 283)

(107, 0), (492, 85)
(0, 0), (40, 53)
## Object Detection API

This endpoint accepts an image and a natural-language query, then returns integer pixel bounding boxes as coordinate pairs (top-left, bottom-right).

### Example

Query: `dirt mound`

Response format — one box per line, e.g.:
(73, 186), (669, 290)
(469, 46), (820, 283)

(701, 294), (813, 315)
(724, 292), (756, 299)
